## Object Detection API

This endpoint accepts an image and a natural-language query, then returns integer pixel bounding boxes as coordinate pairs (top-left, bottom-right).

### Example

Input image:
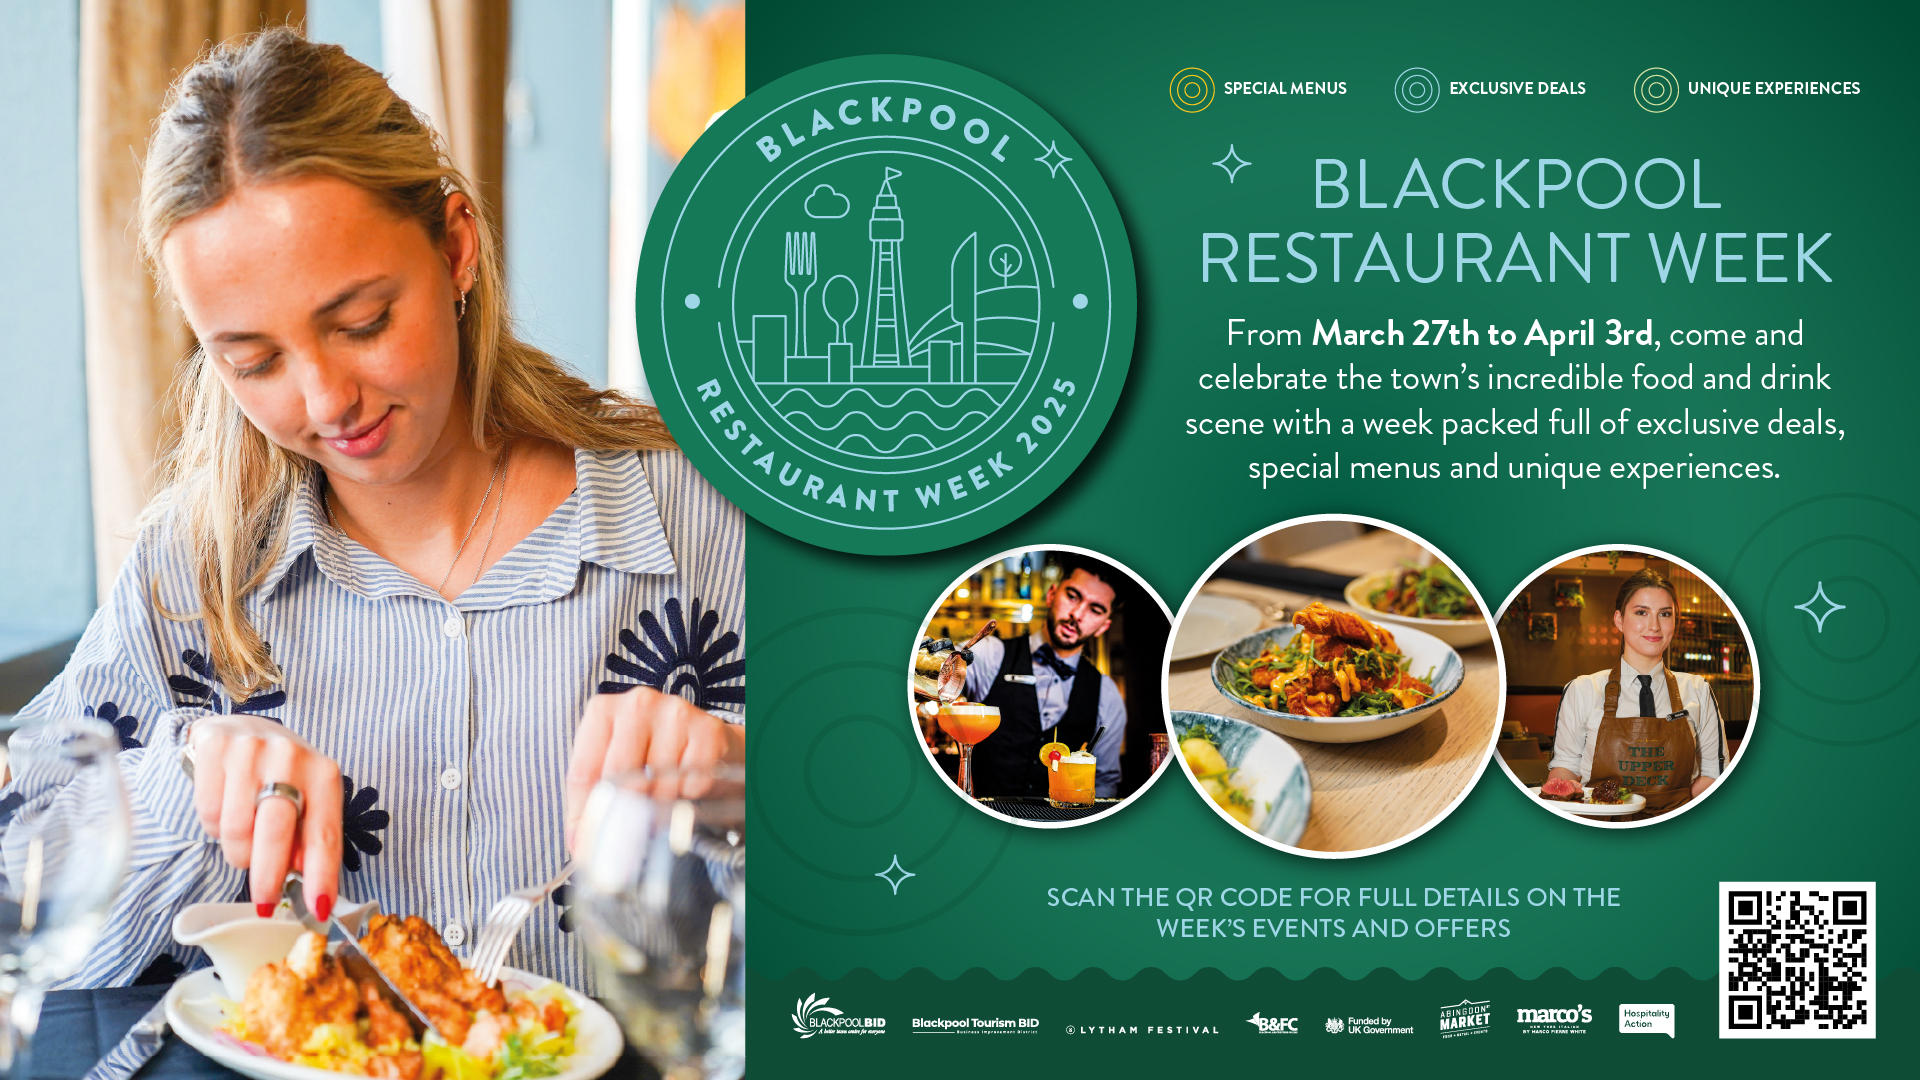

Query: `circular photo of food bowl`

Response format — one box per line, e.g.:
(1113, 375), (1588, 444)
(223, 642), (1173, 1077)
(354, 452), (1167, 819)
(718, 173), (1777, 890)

(909, 546), (1175, 827)
(1165, 516), (1504, 856)
(1494, 546), (1757, 827)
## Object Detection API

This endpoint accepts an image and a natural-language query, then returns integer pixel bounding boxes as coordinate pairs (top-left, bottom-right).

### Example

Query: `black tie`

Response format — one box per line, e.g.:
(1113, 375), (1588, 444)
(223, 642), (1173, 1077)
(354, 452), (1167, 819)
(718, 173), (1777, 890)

(1638, 674), (1655, 717)
(1034, 645), (1076, 679)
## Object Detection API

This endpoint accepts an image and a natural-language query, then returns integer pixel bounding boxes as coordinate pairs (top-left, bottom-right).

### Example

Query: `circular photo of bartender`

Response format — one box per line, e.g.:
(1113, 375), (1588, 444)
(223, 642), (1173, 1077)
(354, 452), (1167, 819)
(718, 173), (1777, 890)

(908, 546), (1175, 827)
(1493, 546), (1759, 827)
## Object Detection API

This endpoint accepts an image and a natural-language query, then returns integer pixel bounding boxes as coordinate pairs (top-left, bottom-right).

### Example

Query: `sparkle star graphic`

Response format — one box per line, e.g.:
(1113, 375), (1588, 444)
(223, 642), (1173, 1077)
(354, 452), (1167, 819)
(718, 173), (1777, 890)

(875, 854), (916, 895)
(1794, 581), (1846, 632)
(1213, 144), (1251, 182)
(1034, 141), (1073, 177)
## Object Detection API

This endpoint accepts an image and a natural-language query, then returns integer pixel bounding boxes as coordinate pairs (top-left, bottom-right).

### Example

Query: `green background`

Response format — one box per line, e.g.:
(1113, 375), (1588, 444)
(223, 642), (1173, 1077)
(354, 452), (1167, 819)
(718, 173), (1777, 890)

(737, 0), (1915, 1069)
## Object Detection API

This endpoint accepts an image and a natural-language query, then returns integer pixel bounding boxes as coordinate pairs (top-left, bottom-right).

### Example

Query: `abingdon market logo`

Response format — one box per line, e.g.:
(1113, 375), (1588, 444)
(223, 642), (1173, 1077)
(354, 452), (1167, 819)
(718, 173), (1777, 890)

(638, 55), (1136, 555)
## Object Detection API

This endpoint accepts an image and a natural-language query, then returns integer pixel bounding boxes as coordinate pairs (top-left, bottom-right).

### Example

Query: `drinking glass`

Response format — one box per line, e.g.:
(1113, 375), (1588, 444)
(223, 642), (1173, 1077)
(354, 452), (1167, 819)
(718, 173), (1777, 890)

(935, 704), (1000, 798)
(573, 767), (744, 1080)
(0, 716), (132, 1078)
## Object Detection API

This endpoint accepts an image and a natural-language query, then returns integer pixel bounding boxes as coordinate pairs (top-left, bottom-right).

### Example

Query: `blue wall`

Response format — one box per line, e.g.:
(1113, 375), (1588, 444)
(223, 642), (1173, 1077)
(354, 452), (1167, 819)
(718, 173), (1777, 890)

(0, 1), (92, 660)
(504, 1), (612, 386)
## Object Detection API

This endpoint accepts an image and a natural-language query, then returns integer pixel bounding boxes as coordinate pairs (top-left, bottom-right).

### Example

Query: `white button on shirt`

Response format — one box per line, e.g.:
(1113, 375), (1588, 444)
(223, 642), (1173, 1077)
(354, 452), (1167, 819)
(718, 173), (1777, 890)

(443, 922), (466, 947)
(440, 768), (462, 790)
(442, 615), (464, 638)
(1548, 659), (1725, 782)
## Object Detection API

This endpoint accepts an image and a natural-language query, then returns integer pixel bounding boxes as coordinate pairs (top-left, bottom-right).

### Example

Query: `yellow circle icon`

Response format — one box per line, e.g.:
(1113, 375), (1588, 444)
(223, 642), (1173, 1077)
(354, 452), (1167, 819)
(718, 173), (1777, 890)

(1170, 67), (1215, 113)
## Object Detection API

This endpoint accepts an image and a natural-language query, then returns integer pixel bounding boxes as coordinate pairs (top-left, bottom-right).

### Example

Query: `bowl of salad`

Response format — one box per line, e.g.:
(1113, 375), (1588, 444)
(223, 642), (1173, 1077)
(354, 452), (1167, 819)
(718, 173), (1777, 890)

(1344, 563), (1492, 648)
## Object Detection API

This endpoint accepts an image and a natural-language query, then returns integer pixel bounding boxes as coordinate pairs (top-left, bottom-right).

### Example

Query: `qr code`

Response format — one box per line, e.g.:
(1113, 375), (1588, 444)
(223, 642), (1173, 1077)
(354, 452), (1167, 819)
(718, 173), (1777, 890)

(1719, 882), (1873, 1038)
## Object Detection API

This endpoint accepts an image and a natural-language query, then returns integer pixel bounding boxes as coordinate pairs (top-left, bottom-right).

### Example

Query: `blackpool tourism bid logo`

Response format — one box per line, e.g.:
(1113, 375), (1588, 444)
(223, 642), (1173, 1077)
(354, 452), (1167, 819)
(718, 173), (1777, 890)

(638, 55), (1136, 554)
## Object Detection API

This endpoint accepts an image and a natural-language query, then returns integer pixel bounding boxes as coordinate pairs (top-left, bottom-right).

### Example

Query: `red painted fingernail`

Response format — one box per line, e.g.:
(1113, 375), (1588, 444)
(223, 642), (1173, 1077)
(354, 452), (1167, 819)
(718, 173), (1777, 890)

(315, 894), (332, 921)
(256, 903), (274, 918)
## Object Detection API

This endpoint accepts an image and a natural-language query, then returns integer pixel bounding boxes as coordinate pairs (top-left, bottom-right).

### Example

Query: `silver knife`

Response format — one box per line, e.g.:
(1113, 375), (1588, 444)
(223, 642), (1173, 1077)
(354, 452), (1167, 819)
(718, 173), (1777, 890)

(80, 996), (168, 1080)
(283, 874), (442, 1043)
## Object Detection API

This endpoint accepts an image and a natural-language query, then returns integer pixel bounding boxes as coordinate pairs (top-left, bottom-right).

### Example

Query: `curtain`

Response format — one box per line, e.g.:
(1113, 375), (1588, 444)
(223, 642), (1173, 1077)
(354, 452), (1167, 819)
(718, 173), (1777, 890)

(78, 0), (508, 599)
(78, 0), (304, 597)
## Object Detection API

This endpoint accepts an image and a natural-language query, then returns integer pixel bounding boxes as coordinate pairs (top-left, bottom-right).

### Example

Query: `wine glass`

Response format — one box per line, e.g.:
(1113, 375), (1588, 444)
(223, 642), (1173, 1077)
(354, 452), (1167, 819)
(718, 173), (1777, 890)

(573, 767), (744, 1080)
(0, 715), (132, 1077)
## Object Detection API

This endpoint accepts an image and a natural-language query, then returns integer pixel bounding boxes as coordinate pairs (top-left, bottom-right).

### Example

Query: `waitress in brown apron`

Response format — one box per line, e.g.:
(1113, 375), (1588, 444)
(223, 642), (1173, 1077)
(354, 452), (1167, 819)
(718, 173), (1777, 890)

(1545, 568), (1725, 821)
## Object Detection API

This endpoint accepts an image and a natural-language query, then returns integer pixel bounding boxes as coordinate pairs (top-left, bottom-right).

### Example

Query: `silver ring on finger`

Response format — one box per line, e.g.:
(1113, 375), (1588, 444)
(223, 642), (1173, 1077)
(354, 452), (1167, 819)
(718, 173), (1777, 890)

(255, 781), (305, 818)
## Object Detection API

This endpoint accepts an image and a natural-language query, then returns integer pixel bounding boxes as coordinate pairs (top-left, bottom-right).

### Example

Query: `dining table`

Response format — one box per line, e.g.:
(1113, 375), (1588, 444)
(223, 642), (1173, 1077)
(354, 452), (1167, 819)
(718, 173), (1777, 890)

(1167, 529), (1501, 853)
(33, 983), (662, 1080)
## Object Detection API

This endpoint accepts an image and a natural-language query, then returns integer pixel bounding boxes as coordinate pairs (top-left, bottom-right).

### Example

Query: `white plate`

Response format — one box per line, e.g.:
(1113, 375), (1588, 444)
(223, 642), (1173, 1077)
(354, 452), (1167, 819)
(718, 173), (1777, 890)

(1170, 594), (1264, 661)
(1344, 570), (1493, 648)
(1209, 622), (1466, 743)
(1527, 786), (1647, 817)
(164, 966), (625, 1080)
(1170, 711), (1311, 847)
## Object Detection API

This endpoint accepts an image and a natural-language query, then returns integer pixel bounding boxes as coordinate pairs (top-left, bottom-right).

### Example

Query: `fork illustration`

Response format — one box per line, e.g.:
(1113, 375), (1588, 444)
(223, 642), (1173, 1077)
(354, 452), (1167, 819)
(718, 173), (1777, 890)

(784, 231), (817, 356)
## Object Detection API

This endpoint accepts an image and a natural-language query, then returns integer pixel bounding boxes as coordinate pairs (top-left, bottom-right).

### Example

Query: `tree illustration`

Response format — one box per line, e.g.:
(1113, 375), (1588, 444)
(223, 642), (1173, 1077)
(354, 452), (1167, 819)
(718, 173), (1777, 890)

(988, 244), (1022, 286)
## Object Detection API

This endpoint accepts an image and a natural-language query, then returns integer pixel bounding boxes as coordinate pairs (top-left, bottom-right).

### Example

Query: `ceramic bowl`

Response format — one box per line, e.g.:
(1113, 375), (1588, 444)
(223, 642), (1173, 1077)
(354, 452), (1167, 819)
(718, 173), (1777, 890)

(1209, 622), (1465, 743)
(1343, 570), (1494, 649)
(173, 899), (376, 999)
(1171, 711), (1311, 846)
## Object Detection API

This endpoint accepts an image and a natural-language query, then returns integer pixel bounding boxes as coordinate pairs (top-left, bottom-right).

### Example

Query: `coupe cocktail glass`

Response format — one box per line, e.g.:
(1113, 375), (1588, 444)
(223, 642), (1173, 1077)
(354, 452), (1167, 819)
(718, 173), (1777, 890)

(936, 704), (1000, 798)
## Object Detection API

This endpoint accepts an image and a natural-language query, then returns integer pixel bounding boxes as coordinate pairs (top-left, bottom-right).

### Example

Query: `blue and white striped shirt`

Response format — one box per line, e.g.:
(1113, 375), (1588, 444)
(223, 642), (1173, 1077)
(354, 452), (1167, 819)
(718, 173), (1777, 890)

(4, 448), (744, 990)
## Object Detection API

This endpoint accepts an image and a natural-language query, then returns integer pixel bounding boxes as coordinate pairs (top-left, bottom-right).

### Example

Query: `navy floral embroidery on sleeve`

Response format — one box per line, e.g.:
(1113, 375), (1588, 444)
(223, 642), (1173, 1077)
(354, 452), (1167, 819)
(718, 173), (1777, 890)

(599, 597), (745, 710)
(169, 648), (287, 717)
(85, 701), (143, 750)
(340, 774), (389, 873)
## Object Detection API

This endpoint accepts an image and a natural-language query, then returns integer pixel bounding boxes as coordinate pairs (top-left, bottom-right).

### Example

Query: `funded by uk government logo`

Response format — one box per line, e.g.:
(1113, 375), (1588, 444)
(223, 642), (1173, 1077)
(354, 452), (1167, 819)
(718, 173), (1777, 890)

(639, 55), (1137, 555)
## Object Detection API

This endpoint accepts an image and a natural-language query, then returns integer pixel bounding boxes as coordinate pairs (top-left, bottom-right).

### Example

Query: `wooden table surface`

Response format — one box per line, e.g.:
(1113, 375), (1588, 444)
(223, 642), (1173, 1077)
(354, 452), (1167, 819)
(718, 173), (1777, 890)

(1168, 530), (1501, 853)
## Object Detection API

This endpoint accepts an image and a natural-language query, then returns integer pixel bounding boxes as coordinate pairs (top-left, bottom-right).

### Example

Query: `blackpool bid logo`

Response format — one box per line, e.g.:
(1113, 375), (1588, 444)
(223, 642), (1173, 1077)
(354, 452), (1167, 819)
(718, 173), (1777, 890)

(638, 56), (1136, 554)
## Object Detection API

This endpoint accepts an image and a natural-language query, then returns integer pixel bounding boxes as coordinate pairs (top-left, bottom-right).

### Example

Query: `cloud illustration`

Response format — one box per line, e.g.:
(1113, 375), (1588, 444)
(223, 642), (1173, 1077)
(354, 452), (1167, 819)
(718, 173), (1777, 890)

(804, 184), (850, 219)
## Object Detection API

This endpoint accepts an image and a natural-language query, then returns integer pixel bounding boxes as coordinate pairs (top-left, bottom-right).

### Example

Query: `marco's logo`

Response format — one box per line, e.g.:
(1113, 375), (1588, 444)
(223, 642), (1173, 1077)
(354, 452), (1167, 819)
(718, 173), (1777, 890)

(640, 55), (1135, 555)
(1169, 67), (1215, 112)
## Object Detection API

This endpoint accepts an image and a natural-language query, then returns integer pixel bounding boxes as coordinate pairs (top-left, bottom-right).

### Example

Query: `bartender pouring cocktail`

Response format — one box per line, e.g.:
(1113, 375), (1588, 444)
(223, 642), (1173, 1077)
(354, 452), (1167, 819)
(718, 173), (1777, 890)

(1546, 568), (1725, 820)
(963, 558), (1127, 798)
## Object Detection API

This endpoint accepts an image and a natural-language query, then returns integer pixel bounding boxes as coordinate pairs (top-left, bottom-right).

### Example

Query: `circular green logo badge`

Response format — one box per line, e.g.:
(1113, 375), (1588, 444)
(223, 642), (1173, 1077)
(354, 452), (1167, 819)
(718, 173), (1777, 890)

(639, 55), (1136, 555)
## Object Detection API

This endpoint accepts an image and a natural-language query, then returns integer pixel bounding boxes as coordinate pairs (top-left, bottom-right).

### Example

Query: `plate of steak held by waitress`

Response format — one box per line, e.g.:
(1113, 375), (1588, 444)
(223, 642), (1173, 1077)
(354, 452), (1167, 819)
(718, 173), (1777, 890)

(1529, 780), (1646, 817)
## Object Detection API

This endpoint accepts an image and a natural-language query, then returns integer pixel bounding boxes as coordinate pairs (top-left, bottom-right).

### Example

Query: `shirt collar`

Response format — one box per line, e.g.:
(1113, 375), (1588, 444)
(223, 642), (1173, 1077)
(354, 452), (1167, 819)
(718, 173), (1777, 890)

(257, 448), (678, 607)
(1620, 657), (1667, 682)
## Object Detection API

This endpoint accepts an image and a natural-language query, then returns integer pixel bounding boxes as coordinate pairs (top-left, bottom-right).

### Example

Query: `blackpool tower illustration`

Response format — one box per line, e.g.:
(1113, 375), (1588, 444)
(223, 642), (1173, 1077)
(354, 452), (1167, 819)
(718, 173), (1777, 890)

(863, 167), (909, 369)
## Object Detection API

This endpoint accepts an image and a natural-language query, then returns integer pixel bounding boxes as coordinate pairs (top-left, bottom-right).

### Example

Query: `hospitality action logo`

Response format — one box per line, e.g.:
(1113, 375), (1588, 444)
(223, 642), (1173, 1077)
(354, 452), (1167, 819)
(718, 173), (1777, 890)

(638, 55), (1136, 555)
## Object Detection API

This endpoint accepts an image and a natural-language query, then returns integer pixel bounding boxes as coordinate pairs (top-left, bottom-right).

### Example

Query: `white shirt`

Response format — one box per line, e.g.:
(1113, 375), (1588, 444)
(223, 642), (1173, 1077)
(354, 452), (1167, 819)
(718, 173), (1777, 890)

(962, 633), (1127, 797)
(1548, 659), (1724, 782)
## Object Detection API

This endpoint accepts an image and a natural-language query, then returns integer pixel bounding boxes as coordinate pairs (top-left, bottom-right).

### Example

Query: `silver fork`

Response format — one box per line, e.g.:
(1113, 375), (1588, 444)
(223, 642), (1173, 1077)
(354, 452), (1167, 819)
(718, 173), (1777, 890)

(466, 860), (576, 986)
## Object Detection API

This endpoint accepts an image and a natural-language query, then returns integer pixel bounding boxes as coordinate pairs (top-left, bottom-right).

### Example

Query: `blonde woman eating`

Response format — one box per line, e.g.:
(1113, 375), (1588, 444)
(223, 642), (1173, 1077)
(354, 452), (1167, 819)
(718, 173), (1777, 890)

(1, 28), (743, 988)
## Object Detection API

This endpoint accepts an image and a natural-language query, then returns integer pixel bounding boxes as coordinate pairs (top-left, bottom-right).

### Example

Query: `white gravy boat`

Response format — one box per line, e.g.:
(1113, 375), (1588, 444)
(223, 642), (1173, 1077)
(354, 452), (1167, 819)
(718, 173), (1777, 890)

(173, 899), (377, 999)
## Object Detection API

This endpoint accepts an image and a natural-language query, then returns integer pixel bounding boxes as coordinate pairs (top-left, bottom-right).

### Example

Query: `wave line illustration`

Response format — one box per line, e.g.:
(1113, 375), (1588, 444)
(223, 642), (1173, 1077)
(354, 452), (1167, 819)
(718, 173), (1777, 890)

(778, 408), (990, 436)
(770, 385), (1007, 413)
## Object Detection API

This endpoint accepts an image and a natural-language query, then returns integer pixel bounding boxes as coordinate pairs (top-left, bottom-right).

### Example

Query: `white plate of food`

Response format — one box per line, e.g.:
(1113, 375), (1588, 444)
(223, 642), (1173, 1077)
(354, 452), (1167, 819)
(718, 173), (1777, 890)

(1171, 711), (1310, 847)
(1344, 567), (1492, 649)
(1170, 593), (1264, 661)
(1529, 781), (1646, 817)
(164, 937), (624, 1080)
(1210, 602), (1465, 743)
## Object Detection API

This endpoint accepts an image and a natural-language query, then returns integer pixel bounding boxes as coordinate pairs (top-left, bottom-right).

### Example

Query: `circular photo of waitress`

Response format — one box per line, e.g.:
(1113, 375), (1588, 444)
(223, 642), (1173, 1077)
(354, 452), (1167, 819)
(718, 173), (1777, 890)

(907, 546), (1175, 828)
(1493, 546), (1759, 827)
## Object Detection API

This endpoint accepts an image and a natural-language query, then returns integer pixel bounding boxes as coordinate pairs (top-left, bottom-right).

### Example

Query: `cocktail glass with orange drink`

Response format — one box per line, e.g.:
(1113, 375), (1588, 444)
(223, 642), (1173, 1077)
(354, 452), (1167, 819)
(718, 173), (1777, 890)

(937, 704), (1001, 798)
(1047, 749), (1097, 808)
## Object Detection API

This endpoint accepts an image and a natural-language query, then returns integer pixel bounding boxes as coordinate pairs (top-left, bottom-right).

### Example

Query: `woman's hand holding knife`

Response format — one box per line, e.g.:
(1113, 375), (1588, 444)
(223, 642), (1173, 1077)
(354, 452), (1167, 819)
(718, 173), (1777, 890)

(187, 715), (343, 920)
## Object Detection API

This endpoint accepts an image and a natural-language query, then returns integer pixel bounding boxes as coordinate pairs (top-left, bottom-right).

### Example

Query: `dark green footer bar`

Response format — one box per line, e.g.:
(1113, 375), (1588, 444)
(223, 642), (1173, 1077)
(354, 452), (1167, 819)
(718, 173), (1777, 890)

(754, 966), (1914, 1073)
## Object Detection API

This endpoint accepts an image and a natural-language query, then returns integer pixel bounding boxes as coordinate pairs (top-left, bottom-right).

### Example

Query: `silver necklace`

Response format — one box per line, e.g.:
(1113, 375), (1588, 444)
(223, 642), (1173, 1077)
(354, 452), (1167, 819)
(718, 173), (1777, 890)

(325, 444), (508, 595)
